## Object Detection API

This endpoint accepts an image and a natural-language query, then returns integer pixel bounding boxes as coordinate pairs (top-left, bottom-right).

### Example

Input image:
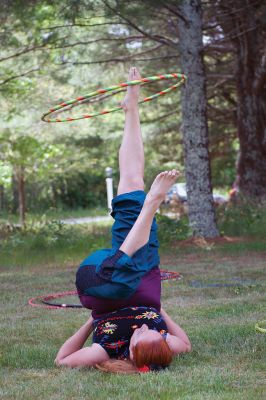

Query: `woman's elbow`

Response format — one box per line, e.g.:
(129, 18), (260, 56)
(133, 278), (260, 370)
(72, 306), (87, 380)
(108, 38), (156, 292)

(185, 340), (192, 353)
(178, 339), (192, 354)
(184, 337), (192, 353)
(54, 357), (61, 367)
(54, 357), (68, 367)
(176, 342), (191, 354)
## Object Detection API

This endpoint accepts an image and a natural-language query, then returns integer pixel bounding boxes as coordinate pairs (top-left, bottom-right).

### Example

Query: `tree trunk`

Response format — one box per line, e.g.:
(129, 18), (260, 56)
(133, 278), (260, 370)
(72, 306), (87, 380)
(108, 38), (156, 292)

(235, 4), (266, 201)
(17, 166), (26, 225)
(0, 184), (4, 210)
(218, 0), (266, 201)
(177, 0), (219, 237)
(12, 172), (19, 213)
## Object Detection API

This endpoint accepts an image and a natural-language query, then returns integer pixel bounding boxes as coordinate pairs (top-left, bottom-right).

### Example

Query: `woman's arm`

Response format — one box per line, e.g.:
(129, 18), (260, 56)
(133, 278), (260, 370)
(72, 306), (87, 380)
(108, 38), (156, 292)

(160, 307), (191, 354)
(55, 317), (94, 362)
(55, 316), (109, 368)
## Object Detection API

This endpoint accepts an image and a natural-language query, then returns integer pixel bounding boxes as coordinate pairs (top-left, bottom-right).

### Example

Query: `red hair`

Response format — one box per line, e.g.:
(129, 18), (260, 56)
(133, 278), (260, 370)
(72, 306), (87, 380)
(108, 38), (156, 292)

(96, 337), (173, 374)
(133, 337), (172, 368)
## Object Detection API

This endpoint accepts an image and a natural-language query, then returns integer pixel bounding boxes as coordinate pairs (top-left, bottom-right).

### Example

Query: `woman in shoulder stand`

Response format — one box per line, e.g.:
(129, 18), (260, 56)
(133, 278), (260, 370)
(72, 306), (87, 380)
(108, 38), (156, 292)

(55, 67), (191, 373)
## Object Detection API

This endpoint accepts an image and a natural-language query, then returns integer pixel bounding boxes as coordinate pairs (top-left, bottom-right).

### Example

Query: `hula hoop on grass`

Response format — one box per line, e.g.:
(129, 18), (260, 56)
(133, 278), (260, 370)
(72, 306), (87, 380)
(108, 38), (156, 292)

(160, 269), (182, 281)
(28, 270), (182, 309)
(28, 290), (80, 309)
(255, 320), (266, 333)
(41, 73), (187, 123)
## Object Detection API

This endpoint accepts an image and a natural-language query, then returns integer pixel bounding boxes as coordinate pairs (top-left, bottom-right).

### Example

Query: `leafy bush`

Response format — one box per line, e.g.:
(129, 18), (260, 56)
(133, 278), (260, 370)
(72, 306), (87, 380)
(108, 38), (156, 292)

(156, 213), (189, 247)
(216, 203), (266, 237)
(0, 219), (111, 267)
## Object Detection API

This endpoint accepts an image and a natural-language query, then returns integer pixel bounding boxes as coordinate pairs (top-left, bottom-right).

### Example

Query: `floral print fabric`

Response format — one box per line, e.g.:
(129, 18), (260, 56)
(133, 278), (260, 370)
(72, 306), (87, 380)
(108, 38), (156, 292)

(92, 306), (168, 359)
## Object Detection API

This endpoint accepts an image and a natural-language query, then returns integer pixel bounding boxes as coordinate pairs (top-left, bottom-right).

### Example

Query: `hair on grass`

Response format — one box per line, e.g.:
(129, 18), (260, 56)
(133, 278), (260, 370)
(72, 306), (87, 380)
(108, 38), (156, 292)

(95, 337), (172, 374)
(95, 359), (139, 374)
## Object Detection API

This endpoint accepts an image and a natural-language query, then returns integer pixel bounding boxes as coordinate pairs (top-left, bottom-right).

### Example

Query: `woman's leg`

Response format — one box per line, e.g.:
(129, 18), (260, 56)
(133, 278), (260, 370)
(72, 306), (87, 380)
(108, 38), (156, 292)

(120, 170), (180, 257)
(117, 67), (144, 195)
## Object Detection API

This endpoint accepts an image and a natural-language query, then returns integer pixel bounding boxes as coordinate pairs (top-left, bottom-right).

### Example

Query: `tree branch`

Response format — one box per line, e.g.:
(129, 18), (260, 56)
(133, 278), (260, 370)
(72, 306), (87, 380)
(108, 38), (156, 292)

(0, 35), (163, 63)
(141, 110), (178, 124)
(203, 0), (262, 19)
(52, 35), (151, 50)
(207, 74), (234, 80)
(0, 36), (68, 63)
(163, 4), (189, 26)
(101, 0), (176, 48)
(0, 44), (47, 63)
(58, 54), (179, 66)
(0, 67), (40, 85)
(204, 44), (235, 53)
(40, 21), (129, 30)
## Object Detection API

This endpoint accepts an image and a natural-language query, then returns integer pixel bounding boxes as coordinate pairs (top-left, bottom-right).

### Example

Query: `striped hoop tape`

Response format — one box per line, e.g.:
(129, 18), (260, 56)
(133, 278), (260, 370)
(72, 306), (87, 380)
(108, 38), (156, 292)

(41, 72), (187, 123)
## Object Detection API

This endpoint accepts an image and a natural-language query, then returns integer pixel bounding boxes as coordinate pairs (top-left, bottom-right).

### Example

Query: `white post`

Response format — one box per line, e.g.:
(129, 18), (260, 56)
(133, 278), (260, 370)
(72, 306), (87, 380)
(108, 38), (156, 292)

(105, 167), (114, 212)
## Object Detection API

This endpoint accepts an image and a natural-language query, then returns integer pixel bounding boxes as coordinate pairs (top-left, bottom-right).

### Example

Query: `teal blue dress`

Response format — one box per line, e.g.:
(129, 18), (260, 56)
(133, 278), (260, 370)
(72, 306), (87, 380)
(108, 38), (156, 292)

(76, 191), (160, 299)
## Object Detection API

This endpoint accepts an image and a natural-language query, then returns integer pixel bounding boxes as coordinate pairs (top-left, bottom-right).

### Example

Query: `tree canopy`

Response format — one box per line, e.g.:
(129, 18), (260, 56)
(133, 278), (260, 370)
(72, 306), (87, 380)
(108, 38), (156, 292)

(0, 0), (265, 232)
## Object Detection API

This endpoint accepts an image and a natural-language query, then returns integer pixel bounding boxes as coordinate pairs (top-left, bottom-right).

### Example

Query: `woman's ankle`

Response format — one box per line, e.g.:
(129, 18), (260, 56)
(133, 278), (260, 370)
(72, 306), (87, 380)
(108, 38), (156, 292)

(123, 104), (139, 114)
(143, 194), (163, 214)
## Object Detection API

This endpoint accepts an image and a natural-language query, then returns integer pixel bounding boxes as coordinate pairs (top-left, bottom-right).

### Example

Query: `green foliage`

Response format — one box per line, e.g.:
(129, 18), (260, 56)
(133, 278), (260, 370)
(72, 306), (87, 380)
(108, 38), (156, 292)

(0, 213), (190, 266)
(0, 0), (263, 221)
(217, 203), (266, 237)
(54, 173), (106, 209)
(8, 219), (108, 248)
(1, 201), (265, 268)
(0, 161), (12, 187)
(0, 220), (111, 267)
(157, 213), (189, 247)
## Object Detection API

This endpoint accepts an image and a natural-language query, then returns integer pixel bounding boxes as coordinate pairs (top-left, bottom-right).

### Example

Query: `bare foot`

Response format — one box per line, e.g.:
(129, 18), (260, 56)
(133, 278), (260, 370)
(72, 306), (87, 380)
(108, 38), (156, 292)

(145, 169), (181, 211)
(121, 66), (141, 112)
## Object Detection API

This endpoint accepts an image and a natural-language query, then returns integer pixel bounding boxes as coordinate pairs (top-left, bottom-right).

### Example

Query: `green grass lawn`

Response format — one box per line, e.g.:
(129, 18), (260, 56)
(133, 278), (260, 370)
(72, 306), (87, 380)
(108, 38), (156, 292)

(0, 228), (265, 399)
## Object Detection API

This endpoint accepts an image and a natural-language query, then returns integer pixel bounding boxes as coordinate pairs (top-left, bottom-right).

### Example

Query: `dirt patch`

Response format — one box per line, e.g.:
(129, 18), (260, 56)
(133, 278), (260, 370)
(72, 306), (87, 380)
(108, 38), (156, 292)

(161, 240), (266, 268)
(161, 253), (202, 265)
(178, 236), (246, 248)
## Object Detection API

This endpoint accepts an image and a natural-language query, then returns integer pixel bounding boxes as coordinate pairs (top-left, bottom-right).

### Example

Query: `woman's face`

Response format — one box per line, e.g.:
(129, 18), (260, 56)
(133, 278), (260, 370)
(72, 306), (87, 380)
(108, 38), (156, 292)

(129, 324), (161, 361)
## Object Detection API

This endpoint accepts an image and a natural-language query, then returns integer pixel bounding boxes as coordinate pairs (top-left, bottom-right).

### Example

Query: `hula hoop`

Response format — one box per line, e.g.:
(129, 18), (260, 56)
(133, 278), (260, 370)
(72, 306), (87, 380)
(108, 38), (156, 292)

(255, 320), (266, 333)
(41, 73), (187, 123)
(28, 270), (182, 309)
(28, 290), (79, 309)
(160, 269), (182, 281)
